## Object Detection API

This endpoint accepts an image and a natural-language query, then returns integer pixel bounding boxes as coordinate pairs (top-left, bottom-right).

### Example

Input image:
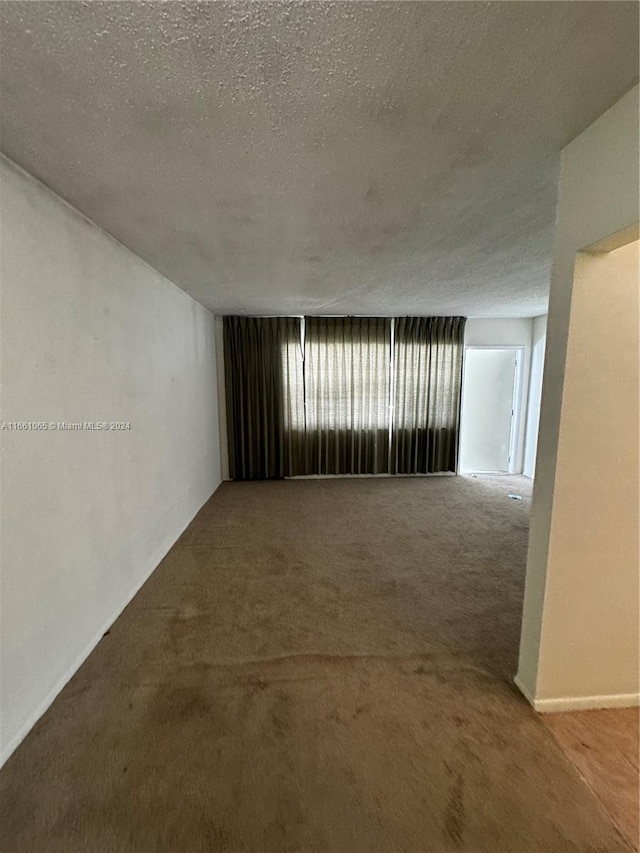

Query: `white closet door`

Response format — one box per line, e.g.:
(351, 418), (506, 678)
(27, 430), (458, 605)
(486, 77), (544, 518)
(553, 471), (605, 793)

(459, 348), (518, 473)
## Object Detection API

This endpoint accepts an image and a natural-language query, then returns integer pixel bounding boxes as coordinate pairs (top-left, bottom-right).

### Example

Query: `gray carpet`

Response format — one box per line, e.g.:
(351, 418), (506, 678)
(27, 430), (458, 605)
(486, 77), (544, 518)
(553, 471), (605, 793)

(0, 475), (632, 851)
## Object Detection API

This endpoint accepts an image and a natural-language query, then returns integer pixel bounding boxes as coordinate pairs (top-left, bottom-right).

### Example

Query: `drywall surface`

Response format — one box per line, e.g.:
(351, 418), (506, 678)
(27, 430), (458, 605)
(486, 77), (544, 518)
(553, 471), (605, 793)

(463, 319), (533, 473)
(517, 86), (640, 708)
(464, 318), (534, 349)
(0, 156), (221, 765)
(522, 316), (547, 478)
(0, 3), (638, 317)
(536, 243), (638, 703)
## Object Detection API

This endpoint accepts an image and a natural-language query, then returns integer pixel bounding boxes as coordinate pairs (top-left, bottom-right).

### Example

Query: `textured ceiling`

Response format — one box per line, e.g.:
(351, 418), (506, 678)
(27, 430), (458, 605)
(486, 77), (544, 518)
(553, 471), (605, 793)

(0, 2), (638, 317)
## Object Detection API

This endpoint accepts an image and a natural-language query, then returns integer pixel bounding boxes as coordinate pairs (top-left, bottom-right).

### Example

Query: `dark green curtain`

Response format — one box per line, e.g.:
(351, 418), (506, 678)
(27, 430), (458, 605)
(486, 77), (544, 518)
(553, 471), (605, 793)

(224, 316), (303, 480)
(303, 317), (391, 475)
(391, 317), (465, 474)
(224, 315), (465, 479)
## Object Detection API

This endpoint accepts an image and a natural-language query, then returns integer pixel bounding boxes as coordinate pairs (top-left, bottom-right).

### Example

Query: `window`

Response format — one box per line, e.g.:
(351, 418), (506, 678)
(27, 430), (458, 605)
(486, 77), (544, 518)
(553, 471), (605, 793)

(282, 318), (391, 432)
(226, 314), (465, 478)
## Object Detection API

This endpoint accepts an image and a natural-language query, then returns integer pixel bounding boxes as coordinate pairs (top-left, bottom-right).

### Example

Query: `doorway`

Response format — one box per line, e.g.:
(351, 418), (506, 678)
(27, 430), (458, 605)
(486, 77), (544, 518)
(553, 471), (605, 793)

(458, 347), (523, 473)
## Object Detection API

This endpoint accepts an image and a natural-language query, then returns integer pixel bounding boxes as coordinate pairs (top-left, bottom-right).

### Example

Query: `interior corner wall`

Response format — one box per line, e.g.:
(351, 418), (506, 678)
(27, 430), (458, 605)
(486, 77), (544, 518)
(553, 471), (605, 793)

(0, 155), (222, 766)
(463, 318), (534, 473)
(517, 85), (640, 710)
(522, 315), (548, 478)
(534, 242), (639, 707)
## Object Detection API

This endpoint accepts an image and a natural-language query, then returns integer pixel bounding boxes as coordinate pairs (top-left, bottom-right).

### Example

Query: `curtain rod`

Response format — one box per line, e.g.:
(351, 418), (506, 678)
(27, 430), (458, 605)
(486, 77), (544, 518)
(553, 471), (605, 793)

(214, 314), (467, 320)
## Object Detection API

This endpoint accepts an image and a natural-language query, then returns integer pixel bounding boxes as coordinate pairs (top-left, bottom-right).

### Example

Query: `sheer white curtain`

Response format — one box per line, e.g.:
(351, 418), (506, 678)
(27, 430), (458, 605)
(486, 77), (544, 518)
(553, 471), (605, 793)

(303, 317), (391, 474)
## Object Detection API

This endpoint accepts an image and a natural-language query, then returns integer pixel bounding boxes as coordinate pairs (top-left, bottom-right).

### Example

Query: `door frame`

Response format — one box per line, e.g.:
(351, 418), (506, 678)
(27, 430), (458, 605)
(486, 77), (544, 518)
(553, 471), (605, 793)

(458, 345), (525, 474)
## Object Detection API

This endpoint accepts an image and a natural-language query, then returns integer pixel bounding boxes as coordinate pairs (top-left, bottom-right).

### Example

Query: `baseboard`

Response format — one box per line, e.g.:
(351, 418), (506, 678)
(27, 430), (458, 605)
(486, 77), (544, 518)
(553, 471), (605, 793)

(513, 676), (639, 713)
(286, 472), (455, 480)
(532, 693), (640, 713)
(0, 480), (221, 768)
(513, 674), (535, 705)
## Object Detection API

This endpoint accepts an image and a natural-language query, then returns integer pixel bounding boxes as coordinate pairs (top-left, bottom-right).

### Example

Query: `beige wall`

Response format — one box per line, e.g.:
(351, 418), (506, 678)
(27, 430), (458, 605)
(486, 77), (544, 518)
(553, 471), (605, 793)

(517, 86), (639, 710)
(537, 243), (638, 701)
(0, 156), (222, 764)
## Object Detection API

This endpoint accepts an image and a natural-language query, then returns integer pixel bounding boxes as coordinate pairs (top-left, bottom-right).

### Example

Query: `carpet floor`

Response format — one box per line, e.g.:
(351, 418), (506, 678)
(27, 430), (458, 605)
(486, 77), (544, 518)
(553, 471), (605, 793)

(0, 475), (633, 852)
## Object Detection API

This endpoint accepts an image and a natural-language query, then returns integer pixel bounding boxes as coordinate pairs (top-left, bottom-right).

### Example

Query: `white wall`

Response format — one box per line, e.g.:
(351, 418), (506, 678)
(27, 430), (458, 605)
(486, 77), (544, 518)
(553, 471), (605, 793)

(523, 315), (547, 477)
(463, 319), (534, 473)
(0, 156), (222, 764)
(517, 85), (639, 711)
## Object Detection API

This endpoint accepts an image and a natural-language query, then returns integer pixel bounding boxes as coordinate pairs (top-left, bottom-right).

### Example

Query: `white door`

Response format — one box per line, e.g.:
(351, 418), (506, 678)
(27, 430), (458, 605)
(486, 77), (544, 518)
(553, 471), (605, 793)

(459, 348), (519, 473)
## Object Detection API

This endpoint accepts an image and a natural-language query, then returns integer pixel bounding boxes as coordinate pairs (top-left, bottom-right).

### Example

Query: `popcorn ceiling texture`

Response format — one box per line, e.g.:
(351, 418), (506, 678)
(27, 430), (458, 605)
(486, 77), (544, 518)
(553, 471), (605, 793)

(0, 1), (637, 317)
